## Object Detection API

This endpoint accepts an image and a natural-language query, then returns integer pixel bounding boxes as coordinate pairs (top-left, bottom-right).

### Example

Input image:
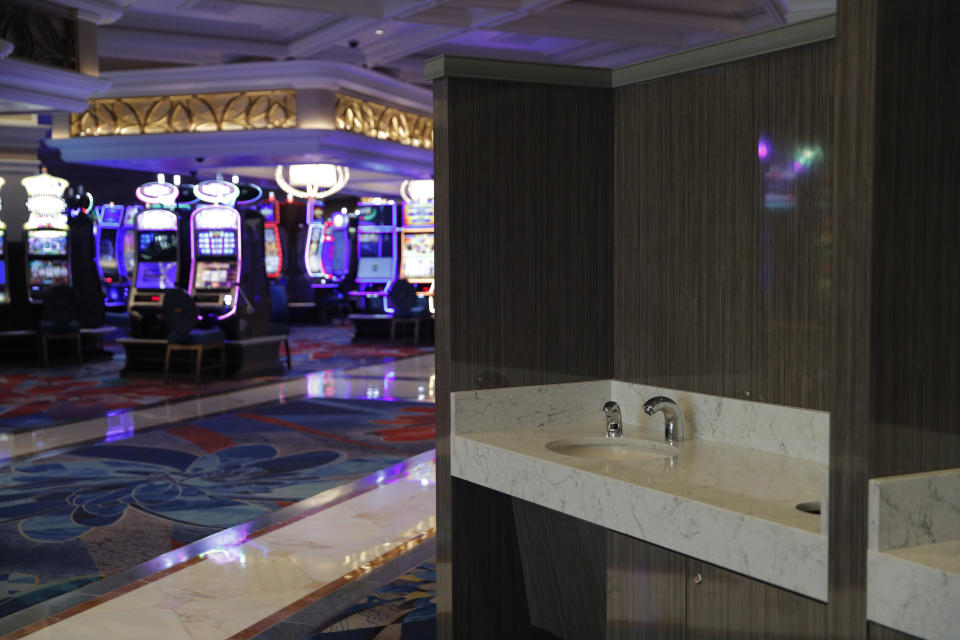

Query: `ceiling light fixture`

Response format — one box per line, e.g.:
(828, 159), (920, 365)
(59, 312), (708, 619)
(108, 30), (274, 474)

(400, 179), (434, 203)
(275, 163), (350, 201)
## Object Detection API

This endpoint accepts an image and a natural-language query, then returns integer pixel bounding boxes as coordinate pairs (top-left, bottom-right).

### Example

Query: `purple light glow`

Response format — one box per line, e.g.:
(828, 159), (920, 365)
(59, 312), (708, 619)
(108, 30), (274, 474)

(758, 139), (770, 159)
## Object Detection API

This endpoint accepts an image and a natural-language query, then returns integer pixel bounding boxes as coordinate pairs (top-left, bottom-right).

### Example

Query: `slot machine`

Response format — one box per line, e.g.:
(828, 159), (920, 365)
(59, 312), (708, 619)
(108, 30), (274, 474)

(94, 203), (129, 307)
(21, 170), (70, 304)
(119, 205), (139, 286)
(127, 180), (180, 338)
(0, 177), (7, 305)
(312, 209), (351, 288)
(350, 201), (398, 313)
(301, 199), (327, 285)
(397, 200), (435, 314)
(261, 192), (284, 279)
(188, 180), (243, 324)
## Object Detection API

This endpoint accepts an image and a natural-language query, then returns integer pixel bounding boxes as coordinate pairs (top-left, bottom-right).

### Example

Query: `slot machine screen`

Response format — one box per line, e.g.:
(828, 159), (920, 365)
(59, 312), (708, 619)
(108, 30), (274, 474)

(359, 232), (390, 258)
(194, 261), (237, 290)
(0, 232), (5, 256)
(402, 203), (434, 227)
(332, 231), (346, 272)
(138, 231), (178, 262)
(122, 230), (137, 275)
(99, 234), (118, 273)
(264, 227), (280, 274)
(400, 233), (435, 280)
(356, 205), (394, 226)
(307, 226), (323, 274)
(28, 232), (68, 256)
(260, 204), (276, 223)
(28, 260), (69, 287)
(357, 232), (393, 280)
(197, 230), (237, 256)
(0, 260), (5, 286)
(99, 205), (124, 226)
(136, 261), (177, 289)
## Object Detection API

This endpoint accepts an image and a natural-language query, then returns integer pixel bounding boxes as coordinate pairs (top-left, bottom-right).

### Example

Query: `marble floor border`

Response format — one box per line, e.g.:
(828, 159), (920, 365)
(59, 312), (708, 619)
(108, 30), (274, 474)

(245, 537), (437, 640)
(0, 449), (437, 639)
(230, 532), (436, 640)
(1, 352), (435, 462)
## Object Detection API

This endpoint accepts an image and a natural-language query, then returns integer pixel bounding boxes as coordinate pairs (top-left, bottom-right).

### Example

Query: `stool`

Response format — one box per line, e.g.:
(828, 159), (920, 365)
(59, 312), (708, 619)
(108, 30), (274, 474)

(164, 343), (226, 383)
(40, 332), (82, 366)
(390, 317), (421, 345)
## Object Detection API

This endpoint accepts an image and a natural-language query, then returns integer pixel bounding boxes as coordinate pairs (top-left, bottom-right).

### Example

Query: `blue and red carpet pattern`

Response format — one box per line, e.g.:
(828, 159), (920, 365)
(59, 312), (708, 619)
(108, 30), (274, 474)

(310, 558), (437, 639)
(0, 325), (431, 430)
(0, 397), (435, 618)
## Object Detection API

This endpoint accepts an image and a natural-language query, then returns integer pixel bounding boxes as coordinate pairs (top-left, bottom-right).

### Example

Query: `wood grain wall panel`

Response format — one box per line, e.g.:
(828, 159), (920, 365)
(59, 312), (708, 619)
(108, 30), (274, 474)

(432, 76), (453, 640)
(607, 531), (686, 640)
(512, 497), (607, 640)
(833, 2), (960, 637)
(613, 42), (835, 411)
(433, 76), (614, 638)
(686, 560), (827, 639)
(449, 478), (533, 638)
(830, 2), (879, 636)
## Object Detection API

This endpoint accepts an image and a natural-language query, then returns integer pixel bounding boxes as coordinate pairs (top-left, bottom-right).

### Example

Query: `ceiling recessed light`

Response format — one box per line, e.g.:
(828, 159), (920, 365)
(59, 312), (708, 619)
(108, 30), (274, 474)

(374, 29), (384, 35)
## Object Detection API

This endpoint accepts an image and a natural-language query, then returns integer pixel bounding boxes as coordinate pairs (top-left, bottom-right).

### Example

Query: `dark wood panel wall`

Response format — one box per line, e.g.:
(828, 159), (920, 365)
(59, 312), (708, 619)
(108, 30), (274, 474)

(613, 42), (835, 411)
(831, 2), (960, 638)
(433, 77), (615, 637)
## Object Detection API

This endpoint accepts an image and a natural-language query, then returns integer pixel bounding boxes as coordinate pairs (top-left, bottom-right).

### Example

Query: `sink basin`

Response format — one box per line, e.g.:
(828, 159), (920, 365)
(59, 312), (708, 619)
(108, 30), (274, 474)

(545, 437), (679, 462)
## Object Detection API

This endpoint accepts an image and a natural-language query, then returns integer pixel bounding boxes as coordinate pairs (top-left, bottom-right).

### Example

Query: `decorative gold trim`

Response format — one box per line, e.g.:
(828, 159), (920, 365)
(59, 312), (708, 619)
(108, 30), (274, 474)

(69, 90), (297, 137)
(335, 93), (433, 150)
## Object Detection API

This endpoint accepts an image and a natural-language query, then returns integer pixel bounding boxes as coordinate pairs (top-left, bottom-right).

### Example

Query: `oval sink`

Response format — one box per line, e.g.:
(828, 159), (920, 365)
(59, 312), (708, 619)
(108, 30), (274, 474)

(545, 437), (679, 462)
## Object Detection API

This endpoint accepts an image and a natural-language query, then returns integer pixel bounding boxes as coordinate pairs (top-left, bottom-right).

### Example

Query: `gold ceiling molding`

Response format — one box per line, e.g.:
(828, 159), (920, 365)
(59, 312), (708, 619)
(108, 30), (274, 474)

(335, 93), (433, 150)
(70, 89), (297, 137)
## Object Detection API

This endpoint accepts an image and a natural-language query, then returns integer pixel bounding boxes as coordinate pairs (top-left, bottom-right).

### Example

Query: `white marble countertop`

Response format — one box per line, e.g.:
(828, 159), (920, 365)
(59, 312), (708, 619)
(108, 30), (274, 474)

(451, 420), (828, 601)
(867, 468), (960, 639)
(868, 542), (960, 640)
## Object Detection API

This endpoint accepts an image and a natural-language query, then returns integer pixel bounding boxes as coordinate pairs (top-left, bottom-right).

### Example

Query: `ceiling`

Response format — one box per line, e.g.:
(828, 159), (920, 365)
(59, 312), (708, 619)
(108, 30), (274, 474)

(82, 0), (835, 86)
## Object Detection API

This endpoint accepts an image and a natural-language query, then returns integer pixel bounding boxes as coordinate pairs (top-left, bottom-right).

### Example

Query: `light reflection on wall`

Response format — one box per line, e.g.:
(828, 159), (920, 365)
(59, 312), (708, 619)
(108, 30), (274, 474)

(760, 137), (823, 210)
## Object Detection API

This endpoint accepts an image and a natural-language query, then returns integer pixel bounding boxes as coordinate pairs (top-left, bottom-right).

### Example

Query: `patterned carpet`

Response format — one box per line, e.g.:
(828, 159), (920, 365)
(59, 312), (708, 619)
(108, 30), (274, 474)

(0, 325), (432, 431)
(0, 397), (435, 618)
(310, 558), (437, 639)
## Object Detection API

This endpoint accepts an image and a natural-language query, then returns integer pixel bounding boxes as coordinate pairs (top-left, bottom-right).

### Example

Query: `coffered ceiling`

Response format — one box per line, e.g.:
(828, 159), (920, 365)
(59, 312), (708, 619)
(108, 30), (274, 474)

(69, 0), (835, 85)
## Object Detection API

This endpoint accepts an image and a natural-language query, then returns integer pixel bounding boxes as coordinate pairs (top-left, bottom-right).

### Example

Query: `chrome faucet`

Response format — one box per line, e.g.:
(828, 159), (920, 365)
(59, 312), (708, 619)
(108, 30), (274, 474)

(643, 396), (685, 444)
(602, 401), (623, 439)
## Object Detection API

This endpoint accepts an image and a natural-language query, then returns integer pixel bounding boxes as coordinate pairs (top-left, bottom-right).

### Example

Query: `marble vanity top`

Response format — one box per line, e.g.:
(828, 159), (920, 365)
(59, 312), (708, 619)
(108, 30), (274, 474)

(452, 422), (827, 600)
(866, 468), (960, 640)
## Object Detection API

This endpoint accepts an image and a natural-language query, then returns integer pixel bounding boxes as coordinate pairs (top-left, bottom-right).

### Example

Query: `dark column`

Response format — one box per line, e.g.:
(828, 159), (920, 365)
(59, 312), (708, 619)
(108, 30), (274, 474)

(831, 2), (960, 637)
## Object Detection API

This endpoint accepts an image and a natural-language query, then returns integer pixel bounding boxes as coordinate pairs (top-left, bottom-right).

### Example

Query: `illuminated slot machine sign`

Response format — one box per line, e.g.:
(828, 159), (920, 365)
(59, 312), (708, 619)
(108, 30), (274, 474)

(127, 180), (180, 311)
(260, 195), (282, 278)
(303, 201), (327, 282)
(351, 202), (398, 299)
(95, 203), (127, 306)
(189, 180), (241, 319)
(21, 171), (70, 303)
(0, 176), (7, 304)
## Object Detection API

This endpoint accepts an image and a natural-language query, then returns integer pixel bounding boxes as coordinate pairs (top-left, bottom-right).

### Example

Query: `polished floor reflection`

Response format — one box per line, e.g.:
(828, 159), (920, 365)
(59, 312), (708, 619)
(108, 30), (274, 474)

(0, 352), (437, 639)
(12, 451), (436, 640)
(0, 353), (436, 461)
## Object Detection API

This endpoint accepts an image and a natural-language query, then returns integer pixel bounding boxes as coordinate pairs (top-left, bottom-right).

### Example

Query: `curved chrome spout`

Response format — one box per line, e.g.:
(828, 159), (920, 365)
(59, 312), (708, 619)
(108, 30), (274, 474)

(643, 396), (685, 444)
(601, 401), (623, 439)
